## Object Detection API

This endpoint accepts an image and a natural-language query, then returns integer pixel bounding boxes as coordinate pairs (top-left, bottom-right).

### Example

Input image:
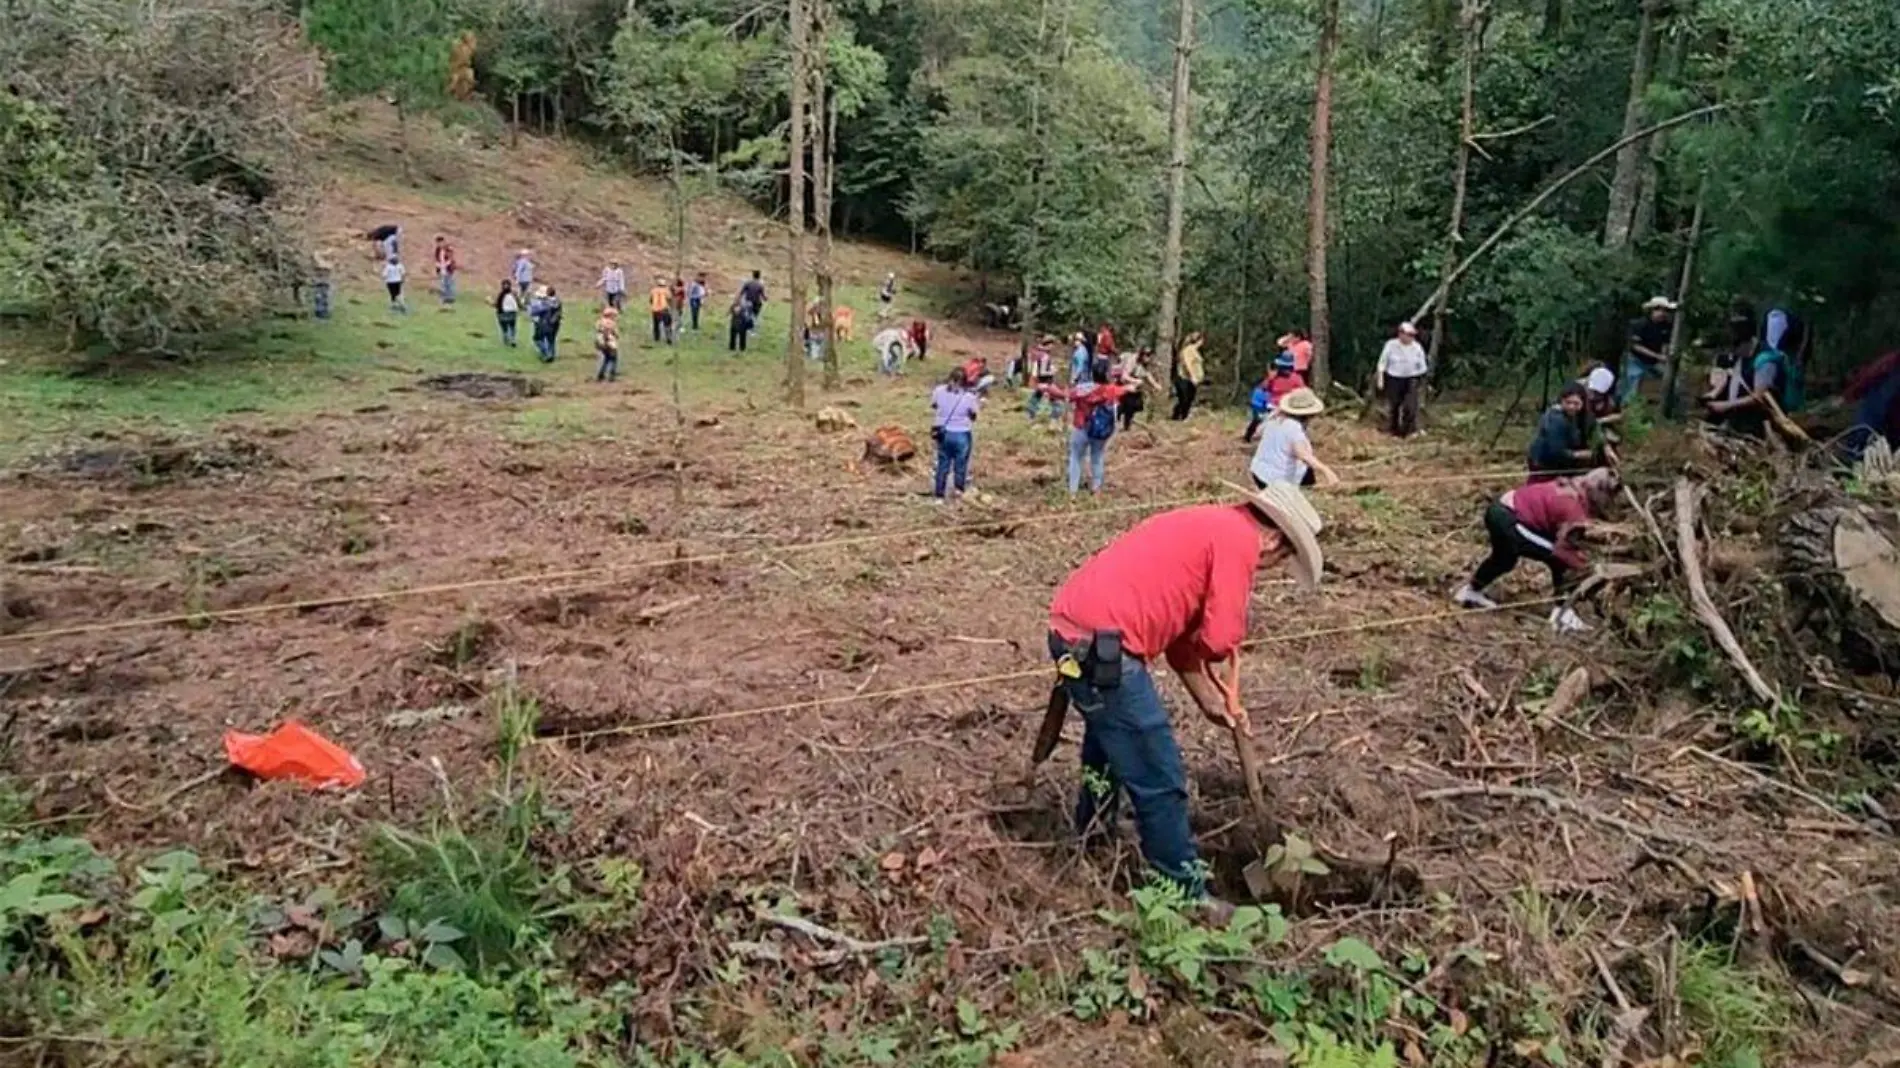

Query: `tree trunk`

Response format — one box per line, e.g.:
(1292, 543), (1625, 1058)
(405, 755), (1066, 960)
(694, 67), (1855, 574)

(813, 1), (838, 390)
(1659, 181), (1705, 420)
(784, 0), (809, 407)
(1632, 29), (1689, 245)
(1782, 489), (1900, 677)
(1542, 0), (1563, 38)
(510, 91), (521, 149)
(1153, 0), (1195, 376)
(819, 94), (839, 387)
(1603, 0), (1661, 249)
(1234, 171), (1257, 397)
(1017, 0), (1060, 362)
(1305, 0), (1341, 388)
(1427, 0), (1480, 383)
(395, 95), (415, 185)
(670, 134), (688, 506)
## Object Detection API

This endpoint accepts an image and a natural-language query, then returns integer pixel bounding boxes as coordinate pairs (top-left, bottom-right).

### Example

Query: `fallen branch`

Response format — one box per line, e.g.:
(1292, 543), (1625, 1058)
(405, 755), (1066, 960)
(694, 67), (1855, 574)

(1675, 744), (1875, 835)
(1409, 101), (1753, 325)
(637, 594), (703, 624)
(751, 909), (928, 966)
(1539, 667), (1591, 724)
(1624, 486), (1675, 567)
(1674, 479), (1781, 707)
(1416, 783), (1719, 855)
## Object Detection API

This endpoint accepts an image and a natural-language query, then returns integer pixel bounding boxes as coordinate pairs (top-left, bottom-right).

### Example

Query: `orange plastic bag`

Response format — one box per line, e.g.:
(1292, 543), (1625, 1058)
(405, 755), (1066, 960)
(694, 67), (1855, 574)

(223, 721), (366, 790)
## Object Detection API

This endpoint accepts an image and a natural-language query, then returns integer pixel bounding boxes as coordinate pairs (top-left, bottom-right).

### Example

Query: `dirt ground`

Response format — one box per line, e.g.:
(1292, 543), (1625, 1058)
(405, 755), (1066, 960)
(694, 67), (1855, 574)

(5, 116), (1900, 1065)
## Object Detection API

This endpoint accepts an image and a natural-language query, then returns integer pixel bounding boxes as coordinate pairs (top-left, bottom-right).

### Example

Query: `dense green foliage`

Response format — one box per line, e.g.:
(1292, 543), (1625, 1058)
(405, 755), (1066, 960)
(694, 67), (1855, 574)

(0, 0), (319, 353)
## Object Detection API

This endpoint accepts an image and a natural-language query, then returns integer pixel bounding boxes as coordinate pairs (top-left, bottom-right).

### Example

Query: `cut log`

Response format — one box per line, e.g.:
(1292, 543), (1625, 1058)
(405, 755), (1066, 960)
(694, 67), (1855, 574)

(1781, 494), (1900, 676)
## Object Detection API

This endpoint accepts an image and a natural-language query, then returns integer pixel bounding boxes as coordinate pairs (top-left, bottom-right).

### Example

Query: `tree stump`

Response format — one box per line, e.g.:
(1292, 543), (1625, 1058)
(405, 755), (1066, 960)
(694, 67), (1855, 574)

(1781, 495), (1900, 676)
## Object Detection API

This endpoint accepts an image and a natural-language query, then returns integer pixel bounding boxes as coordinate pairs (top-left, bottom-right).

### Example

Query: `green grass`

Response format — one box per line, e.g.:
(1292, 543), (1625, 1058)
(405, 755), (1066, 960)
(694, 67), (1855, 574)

(0, 279), (931, 460)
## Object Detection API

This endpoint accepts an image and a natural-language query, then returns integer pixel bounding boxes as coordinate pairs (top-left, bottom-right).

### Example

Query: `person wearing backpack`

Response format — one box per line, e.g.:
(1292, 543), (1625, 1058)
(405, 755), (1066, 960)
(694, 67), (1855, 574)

(1037, 358), (1130, 496)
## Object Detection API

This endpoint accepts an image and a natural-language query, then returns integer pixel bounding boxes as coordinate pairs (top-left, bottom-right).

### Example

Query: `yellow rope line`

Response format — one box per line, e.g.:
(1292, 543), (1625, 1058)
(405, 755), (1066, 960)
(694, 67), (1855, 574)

(542, 595), (1566, 743)
(0, 465), (1587, 646)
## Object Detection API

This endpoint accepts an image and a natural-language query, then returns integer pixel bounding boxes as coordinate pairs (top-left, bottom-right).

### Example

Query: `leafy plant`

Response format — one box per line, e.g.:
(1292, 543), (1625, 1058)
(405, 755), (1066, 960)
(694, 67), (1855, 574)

(1105, 879), (1287, 997)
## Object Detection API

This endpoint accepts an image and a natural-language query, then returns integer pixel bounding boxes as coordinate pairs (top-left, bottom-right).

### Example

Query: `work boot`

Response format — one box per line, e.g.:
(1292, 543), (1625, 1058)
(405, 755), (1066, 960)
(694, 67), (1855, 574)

(1196, 896), (1239, 927)
(1549, 606), (1591, 635)
(1453, 585), (1499, 610)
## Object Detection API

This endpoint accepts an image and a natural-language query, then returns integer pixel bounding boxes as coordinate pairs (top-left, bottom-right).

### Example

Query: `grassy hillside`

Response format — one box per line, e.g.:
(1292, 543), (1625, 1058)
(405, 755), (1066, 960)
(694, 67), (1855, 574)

(0, 107), (981, 460)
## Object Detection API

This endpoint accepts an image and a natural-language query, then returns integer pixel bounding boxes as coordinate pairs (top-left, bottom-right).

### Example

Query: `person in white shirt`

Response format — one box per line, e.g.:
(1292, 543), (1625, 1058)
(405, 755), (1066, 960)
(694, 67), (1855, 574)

(1375, 320), (1429, 438)
(1248, 388), (1340, 489)
(597, 261), (627, 311)
(871, 325), (913, 375)
(380, 256), (407, 314)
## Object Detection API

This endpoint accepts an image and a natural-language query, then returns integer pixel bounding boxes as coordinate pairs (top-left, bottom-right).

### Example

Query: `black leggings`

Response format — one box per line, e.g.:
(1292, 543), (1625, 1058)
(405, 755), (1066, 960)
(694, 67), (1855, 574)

(1119, 390), (1144, 429)
(1171, 379), (1198, 420)
(1471, 503), (1571, 593)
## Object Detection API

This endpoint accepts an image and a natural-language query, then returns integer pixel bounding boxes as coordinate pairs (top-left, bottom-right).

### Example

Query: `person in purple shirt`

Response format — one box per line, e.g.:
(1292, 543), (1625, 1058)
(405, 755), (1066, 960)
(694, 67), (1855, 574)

(929, 366), (982, 504)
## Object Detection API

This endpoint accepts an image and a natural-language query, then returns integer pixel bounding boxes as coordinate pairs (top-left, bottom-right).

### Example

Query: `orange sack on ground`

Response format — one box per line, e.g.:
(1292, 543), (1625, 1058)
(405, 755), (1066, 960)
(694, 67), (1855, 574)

(223, 721), (366, 790)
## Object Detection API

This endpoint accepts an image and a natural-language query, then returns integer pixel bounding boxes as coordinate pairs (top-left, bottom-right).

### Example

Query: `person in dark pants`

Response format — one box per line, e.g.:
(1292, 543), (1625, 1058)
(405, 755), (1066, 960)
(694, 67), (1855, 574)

(594, 307), (621, 382)
(1453, 469), (1617, 634)
(1169, 332), (1205, 421)
(1375, 321), (1428, 438)
(1526, 384), (1596, 481)
(727, 294), (752, 352)
(494, 280), (519, 347)
(1044, 483), (1324, 913)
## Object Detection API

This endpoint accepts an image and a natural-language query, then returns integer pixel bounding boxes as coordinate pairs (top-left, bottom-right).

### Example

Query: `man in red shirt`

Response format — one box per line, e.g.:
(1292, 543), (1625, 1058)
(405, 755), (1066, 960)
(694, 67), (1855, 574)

(1453, 468), (1618, 634)
(1045, 482), (1325, 903)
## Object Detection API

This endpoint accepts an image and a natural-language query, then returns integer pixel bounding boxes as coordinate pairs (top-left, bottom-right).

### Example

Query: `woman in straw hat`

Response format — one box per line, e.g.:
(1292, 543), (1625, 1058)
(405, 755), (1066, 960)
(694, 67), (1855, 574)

(1248, 387), (1339, 490)
(1453, 467), (1619, 634)
(1042, 482), (1325, 914)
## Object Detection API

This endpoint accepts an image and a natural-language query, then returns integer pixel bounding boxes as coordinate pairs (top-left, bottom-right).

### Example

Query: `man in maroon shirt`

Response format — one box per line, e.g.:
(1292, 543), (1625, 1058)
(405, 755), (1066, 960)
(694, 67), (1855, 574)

(1045, 483), (1324, 904)
(1453, 468), (1618, 633)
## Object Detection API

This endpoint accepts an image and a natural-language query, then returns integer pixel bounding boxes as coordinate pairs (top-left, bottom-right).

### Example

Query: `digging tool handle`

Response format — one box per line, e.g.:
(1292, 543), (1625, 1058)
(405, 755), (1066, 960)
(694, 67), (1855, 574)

(1230, 724), (1274, 832)
(1030, 682), (1071, 767)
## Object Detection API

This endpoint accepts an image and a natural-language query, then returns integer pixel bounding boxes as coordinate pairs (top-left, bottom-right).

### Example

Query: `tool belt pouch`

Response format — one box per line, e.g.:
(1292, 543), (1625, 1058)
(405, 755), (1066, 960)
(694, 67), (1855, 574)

(1083, 630), (1123, 689)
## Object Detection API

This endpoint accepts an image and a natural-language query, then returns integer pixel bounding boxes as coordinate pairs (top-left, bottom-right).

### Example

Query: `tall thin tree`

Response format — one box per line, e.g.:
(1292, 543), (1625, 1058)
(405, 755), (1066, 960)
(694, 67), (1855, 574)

(784, 0), (810, 407)
(1153, 0), (1195, 372)
(1604, 0), (1662, 248)
(1305, 0), (1341, 387)
(1427, 0), (1482, 379)
(812, 0), (839, 389)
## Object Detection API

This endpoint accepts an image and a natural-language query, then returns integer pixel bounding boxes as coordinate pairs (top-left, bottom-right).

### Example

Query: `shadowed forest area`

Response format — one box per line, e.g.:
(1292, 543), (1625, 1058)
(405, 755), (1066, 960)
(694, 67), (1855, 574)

(4, 1), (1900, 1066)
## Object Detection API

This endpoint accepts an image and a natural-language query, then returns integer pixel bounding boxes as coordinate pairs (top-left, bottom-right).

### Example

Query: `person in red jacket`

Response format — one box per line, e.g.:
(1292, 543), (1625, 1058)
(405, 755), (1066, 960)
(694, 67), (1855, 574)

(1036, 358), (1130, 494)
(1453, 468), (1618, 634)
(1044, 482), (1324, 908)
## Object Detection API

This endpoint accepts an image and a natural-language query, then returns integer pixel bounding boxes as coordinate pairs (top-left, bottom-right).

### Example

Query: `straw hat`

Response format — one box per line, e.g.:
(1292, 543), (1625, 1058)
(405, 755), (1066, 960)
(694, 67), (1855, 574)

(1220, 480), (1325, 592)
(1643, 296), (1679, 312)
(1277, 387), (1325, 418)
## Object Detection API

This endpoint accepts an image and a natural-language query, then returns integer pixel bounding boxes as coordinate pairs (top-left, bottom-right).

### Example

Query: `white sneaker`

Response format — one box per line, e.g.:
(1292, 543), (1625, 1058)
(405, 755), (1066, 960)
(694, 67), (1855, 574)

(1549, 607), (1591, 635)
(1453, 585), (1499, 610)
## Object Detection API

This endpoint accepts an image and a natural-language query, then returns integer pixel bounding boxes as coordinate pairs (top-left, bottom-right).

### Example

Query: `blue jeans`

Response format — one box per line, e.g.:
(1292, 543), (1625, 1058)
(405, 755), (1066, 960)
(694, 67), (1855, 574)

(1049, 634), (1202, 895)
(439, 270), (456, 303)
(498, 313), (518, 346)
(934, 430), (972, 497)
(534, 329), (555, 362)
(1068, 428), (1107, 494)
(689, 298), (702, 330)
(595, 348), (618, 382)
(1620, 356), (1659, 404)
(312, 281), (331, 320)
